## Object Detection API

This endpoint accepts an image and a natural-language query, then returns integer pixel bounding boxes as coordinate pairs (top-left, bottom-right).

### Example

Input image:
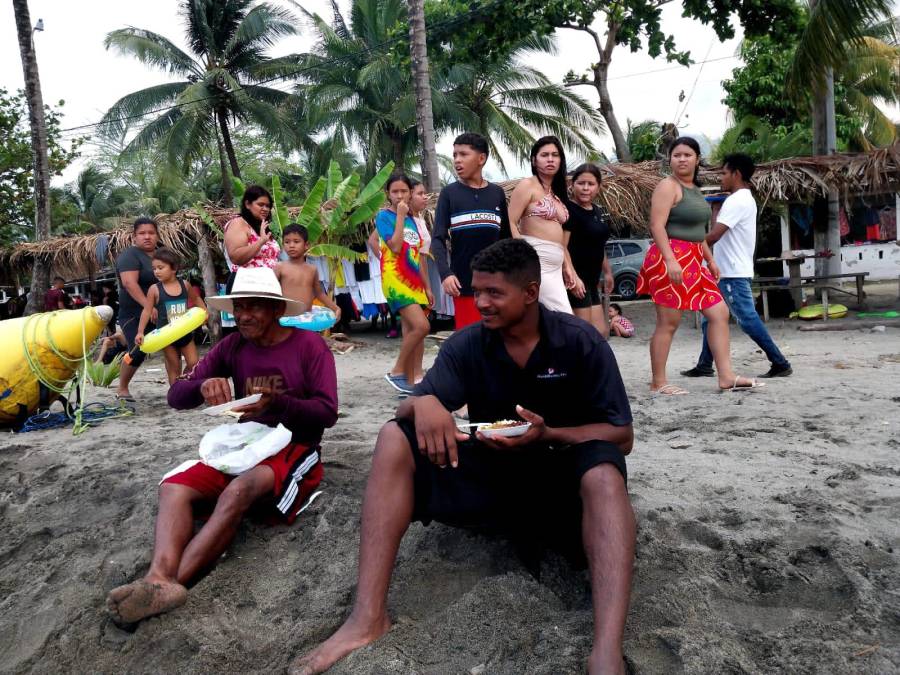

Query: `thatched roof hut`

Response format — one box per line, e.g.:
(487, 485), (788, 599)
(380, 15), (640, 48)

(3, 146), (898, 285)
(460, 144), (900, 231)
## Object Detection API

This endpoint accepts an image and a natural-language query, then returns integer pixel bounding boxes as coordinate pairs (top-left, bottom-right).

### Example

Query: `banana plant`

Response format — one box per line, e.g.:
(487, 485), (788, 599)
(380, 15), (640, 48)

(268, 175), (290, 245)
(303, 161), (394, 298)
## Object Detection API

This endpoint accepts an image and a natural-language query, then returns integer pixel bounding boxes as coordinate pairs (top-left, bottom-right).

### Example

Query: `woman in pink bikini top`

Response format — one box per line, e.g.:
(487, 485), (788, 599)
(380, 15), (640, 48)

(506, 136), (579, 313)
(527, 191), (569, 224)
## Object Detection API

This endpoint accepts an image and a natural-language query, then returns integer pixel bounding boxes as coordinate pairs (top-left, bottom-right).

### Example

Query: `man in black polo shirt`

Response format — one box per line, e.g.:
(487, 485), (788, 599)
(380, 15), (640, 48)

(292, 239), (635, 675)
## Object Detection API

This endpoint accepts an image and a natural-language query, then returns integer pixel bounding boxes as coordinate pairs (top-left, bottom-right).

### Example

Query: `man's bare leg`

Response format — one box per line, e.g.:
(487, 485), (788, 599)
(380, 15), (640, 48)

(581, 463), (635, 675)
(175, 465), (274, 583)
(106, 482), (200, 623)
(106, 466), (274, 623)
(289, 422), (415, 675)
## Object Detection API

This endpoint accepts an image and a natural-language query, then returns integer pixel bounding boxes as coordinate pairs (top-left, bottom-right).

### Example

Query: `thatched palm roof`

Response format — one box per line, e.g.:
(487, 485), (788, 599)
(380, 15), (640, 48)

(4, 146), (898, 284)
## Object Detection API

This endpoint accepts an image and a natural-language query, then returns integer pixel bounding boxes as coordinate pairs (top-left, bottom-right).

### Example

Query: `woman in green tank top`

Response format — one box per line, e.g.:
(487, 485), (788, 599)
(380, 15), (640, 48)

(637, 137), (763, 394)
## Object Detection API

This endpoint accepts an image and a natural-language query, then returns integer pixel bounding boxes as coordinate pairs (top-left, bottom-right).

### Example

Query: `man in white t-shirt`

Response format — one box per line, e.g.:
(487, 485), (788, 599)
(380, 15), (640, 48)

(683, 154), (792, 379)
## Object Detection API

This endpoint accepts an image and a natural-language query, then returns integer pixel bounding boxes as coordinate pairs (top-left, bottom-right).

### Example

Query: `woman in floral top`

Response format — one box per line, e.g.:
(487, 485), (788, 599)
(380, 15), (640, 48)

(223, 185), (282, 275)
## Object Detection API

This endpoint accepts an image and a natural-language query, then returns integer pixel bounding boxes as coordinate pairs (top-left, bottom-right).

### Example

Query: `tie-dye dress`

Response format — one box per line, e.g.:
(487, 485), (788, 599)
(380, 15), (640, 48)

(375, 209), (428, 313)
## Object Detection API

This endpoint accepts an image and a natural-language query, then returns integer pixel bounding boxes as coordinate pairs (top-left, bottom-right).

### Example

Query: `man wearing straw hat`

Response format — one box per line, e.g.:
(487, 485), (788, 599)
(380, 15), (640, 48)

(106, 267), (338, 624)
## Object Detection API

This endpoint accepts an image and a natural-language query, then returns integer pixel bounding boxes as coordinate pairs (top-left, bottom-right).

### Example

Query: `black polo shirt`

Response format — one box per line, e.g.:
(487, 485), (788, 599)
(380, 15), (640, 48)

(414, 308), (632, 432)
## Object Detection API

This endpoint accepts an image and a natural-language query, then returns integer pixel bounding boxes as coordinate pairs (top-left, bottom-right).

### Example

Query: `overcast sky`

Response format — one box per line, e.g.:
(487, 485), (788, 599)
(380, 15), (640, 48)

(2, 0), (897, 184)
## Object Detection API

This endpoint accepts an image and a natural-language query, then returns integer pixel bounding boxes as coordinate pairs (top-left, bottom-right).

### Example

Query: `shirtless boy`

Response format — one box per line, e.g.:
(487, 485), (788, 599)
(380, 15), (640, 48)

(276, 224), (341, 321)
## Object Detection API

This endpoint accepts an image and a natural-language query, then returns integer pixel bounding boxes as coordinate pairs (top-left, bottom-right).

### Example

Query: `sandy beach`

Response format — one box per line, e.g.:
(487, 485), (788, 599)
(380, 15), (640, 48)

(1, 286), (899, 674)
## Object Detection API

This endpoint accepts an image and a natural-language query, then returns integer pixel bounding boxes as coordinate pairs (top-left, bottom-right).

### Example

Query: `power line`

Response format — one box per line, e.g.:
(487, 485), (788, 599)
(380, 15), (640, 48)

(54, 0), (509, 140)
(605, 54), (738, 81)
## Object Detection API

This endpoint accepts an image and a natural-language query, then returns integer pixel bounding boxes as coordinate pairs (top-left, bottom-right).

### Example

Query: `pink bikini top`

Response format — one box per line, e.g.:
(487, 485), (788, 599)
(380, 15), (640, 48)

(527, 193), (569, 224)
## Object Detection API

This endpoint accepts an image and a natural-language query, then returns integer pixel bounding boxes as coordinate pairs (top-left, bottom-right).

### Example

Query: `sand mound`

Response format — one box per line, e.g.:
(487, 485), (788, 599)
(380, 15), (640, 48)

(1, 307), (898, 673)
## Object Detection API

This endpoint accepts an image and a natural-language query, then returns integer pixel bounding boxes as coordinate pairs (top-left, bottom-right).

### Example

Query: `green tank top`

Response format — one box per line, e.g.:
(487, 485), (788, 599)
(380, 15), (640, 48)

(665, 183), (710, 242)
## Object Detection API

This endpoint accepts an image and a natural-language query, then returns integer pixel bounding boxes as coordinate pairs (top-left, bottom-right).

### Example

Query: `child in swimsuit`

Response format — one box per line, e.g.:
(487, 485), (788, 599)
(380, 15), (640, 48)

(136, 247), (207, 385)
(608, 303), (634, 338)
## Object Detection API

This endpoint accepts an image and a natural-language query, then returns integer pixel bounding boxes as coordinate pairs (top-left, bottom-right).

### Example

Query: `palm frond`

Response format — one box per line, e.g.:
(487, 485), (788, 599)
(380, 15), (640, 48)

(104, 27), (202, 77)
(97, 82), (190, 139)
(788, 0), (895, 95)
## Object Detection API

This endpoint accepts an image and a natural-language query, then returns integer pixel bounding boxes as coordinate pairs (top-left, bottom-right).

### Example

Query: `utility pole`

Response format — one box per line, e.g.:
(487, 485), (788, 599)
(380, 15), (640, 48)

(407, 0), (440, 193)
(13, 0), (51, 315)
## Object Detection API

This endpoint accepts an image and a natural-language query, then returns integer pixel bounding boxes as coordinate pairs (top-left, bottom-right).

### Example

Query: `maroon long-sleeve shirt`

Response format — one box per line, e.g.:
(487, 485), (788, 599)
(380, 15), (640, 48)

(168, 330), (338, 446)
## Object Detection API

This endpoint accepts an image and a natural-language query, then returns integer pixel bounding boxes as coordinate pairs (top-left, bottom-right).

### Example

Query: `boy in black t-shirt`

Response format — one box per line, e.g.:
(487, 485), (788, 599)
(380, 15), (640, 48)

(432, 132), (510, 330)
(294, 239), (635, 675)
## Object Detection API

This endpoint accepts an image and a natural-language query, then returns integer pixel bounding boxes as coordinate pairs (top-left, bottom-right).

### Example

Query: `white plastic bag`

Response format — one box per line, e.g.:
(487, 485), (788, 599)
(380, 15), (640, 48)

(198, 422), (292, 475)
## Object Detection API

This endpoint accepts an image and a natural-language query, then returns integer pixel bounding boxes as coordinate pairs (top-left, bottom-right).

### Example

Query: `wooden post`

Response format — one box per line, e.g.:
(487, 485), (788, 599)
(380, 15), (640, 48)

(779, 211), (790, 277)
(197, 232), (221, 343)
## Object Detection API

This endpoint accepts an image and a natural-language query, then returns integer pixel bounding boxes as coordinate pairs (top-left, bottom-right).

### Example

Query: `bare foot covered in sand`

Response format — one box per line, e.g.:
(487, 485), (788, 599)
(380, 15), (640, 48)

(588, 647), (627, 675)
(106, 577), (187, 624)
(288, 614), (390, 675)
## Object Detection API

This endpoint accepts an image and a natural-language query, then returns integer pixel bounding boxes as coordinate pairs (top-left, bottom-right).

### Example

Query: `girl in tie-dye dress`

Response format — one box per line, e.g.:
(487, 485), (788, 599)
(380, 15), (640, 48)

(375, 173), (432, 395)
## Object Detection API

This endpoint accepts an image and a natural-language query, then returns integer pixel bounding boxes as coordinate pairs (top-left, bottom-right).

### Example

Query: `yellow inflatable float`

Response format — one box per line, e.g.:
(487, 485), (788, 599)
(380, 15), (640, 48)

(0, 305), (112, 426)
(139, 306), (208, 353)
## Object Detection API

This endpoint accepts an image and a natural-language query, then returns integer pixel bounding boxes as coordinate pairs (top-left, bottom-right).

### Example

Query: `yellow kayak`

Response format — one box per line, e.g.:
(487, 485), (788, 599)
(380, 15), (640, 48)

(789, 303), (848, 320)
(0, 305), (112, 425)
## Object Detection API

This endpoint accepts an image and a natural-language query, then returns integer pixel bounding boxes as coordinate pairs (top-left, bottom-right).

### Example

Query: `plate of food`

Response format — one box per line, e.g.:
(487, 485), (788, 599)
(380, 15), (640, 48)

(203, 393), (262, 416)
(476, 419), (532, 439)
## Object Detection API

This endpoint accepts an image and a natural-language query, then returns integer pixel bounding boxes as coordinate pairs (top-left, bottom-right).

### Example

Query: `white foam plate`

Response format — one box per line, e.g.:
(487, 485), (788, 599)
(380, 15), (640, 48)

(203, 393), (262, 416)
(477, 422), (531, 439)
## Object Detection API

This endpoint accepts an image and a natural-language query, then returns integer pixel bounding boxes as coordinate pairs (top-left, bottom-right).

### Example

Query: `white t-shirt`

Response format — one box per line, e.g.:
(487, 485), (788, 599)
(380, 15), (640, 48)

(713, 188), (757, 278)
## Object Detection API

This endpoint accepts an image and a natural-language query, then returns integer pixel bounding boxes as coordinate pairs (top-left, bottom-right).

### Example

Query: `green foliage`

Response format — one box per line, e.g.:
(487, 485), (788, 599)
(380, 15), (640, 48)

(426, 0), (801, 68)
(297, 177), (328, 243)
(442, 35), (605, 167)
(0, 88), (85, 245)
(625, 119), (662, 162)
(787, 0), (895, 95)
(84, 353), (123, 388)
(231, 176), (246, 206)
(712, 115), (811, 163)
(722, 12), (899, 151)
(100, 0), (305, 197)
(306, 242), (366, 261)
(195, 202), (224, 239)
(269, 175), (289, 244)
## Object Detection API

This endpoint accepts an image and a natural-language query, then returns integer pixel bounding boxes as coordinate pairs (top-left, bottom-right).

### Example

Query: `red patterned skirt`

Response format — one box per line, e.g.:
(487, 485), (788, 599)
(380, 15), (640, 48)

(637, 239), (723, 310)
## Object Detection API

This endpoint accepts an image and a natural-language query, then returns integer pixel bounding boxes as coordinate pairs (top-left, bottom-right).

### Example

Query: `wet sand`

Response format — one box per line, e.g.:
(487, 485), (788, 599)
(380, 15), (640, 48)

(1, 289), (899, 674)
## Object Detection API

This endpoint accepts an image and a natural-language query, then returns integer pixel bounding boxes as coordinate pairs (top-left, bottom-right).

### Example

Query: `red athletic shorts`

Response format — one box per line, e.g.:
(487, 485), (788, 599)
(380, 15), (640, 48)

(453, 295), (481, 330)
(162, 442), (323, 525)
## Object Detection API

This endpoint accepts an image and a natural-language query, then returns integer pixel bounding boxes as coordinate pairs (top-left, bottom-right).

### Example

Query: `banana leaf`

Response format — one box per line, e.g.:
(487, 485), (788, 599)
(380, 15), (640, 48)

(356, 161), (394, 207)
(299, 177), (327, 243)
(328, 173), (361, 232)
(307, 242), (367, 262)
(231, 177), (246, 207)
(348, 189), (388, 226)
(326, 161), (343, 199)
(270, 175), (289, 245)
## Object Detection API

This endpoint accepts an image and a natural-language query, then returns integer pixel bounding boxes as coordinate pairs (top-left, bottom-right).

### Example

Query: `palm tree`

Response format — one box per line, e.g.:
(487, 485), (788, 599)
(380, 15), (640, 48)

(100, 0), (303, 202)
(837, 17), (900, 148)
(12, 0), (51, 314)
(293, 0), (421, 176)
(625, 119), (663, 162)
(712, 116), (812, 163)
(443, 35), (605, 173)
(296, 2), (603, 177)
(787, 0), (896, 277)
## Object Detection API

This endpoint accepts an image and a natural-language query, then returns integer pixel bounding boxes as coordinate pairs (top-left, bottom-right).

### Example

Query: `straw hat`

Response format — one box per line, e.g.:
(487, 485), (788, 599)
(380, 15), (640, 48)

(206, 267), (306, 316)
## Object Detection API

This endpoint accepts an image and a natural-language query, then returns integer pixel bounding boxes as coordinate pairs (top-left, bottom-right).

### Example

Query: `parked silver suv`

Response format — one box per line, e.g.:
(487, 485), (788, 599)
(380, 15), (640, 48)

(605, 239), (651, 300)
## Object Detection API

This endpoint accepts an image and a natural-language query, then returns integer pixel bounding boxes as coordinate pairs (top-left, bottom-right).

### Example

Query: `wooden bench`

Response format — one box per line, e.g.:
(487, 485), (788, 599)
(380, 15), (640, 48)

(754, 272), (869, 321)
